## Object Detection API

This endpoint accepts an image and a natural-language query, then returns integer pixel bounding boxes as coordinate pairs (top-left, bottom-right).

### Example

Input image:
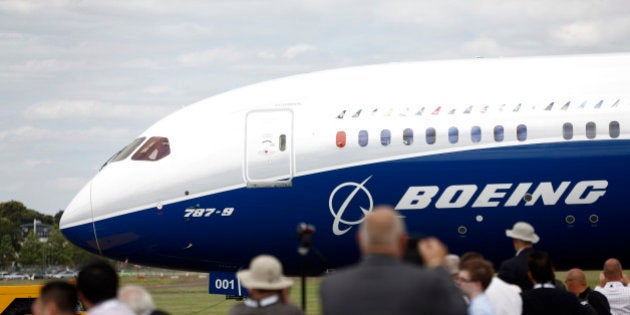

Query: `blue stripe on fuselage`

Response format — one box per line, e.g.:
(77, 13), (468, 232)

(61, 140), (630, 274)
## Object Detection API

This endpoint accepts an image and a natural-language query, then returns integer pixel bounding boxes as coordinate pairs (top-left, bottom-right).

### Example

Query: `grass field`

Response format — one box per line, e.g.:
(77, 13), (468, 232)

(135, 275), (321, 315)
(0, 270), (607, 315)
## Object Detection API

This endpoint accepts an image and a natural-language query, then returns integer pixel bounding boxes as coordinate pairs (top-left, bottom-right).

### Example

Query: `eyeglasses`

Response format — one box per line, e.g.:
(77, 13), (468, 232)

(455, 276), (475, 283)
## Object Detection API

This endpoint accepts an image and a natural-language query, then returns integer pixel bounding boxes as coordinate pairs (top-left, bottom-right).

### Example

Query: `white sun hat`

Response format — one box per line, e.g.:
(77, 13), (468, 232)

(505, 221), (540, 244)
(236, 255), (294, 290)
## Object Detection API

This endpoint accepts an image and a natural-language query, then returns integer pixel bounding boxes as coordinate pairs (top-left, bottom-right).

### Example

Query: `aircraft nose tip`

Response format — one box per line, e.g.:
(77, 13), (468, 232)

(60, 180), (93, 232)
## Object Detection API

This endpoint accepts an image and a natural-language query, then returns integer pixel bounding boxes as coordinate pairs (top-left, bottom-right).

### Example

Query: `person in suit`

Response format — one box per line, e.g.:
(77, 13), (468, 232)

(497, 221), (539, 291)
(521, 251), (592, 315)
(319, 205), (467, 315)
(565, 268), (611, 315)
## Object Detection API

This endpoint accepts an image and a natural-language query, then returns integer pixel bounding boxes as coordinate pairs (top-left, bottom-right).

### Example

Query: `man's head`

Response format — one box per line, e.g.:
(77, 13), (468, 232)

(32, 281), (77, 315)
(76, 260), (119, 308)
(603, 258), (623, 282)
(358, 206), (407, 258)
(527, 250), (554, 284)
(236, 254), (293, 300)
(506, 222), (539, 251)
(456, 258), (494, 299)
(118, 285), (155, 315)
(565, 268), (587, 297)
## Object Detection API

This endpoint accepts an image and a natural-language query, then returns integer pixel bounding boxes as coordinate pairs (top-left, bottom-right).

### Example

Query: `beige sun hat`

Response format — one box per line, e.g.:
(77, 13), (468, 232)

(236, 255), (294, 290)
(506, 221), (540, 244)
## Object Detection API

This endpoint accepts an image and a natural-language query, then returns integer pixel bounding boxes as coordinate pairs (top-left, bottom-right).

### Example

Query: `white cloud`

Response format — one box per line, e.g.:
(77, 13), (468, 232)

(23, 159), (53, 168)
(0, 126), (49, 141)
(0, 125), (136, 144)
(55, 176), (89, 192)
(283, 44), (318, 59)
(9, 59), (83, 73)
(176, 47), (244, 67)
(552, 21), (602, 48)
(22, 100), (175, 121)
(0, 0), (78, 14)
(461, 36), (510, 57)
(257, 51), (277, 60)
(551, 17), (630, 49)
(142, 85), (175, 95)
(123, 58), (164, 70)
(157, 23), (214, 38)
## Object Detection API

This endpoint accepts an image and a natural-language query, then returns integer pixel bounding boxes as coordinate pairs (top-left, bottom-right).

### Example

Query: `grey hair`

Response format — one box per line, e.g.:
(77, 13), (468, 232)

(118, 285), (155, 315)
(359, 207), (406, 249)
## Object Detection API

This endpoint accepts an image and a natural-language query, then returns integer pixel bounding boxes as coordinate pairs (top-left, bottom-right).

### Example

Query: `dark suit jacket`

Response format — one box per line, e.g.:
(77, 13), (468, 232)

(522, 287), (591, 315)
(579, 287), (612, 315)
(319, 254), (467, 315)
(498, 247), (535, 291)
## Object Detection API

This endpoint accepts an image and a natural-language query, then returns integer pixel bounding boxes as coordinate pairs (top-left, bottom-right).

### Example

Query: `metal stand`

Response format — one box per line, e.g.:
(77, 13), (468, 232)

(296, 223), (315, 312)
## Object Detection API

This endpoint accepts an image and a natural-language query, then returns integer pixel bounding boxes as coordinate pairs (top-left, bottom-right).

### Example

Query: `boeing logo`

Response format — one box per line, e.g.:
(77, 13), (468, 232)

(328, 179), (608, 236)
(328, 176), (374, 236)
(395, 180), (608, 210)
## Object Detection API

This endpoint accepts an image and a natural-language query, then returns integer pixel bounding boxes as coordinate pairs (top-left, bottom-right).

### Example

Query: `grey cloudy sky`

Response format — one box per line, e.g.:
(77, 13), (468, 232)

(1, 0), (629, 215)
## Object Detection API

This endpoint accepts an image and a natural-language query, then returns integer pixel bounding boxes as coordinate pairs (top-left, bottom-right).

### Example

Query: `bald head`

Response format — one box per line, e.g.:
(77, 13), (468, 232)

(565, 268), (587, 296)
(604, 258), (623, 281)
(359, 206), (407, 257)
(566, 268), (586, 284)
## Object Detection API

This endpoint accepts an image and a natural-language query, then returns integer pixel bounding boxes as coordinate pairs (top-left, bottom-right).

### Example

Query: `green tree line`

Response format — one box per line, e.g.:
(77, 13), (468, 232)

(0, 200), (98, 270)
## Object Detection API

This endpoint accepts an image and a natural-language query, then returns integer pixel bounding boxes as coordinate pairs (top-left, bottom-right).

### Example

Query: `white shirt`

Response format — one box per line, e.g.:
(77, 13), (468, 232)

(468, 293), (497, 315)
(89, 299), (136, 315)
(485, 276), (522, 315)
(595, 281), (630, 315)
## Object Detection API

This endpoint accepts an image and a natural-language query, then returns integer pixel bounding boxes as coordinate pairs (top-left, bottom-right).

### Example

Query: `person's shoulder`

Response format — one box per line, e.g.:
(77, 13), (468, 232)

(227, 303), (247, 315)
(270, 302), (304, 315)
(500, 254), (520, 266)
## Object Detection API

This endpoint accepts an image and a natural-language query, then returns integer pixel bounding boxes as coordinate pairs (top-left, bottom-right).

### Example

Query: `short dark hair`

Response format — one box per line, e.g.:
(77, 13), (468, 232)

(528, 250), (555, 284)
(460, 258), (494, 290)
(460, 251), (484, 265)
(40, 281), (77, 314)
(76, 260), (119, 304)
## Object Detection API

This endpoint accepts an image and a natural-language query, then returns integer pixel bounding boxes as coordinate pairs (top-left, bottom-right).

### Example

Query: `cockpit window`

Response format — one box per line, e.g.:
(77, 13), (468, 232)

(100, 137), (146, 170)
(112, 137), (146, 162)
(131, 137), (171, 161)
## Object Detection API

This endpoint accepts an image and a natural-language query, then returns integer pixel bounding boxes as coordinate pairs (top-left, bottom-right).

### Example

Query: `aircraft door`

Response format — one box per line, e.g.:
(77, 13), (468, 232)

(245, 109), (294, 187)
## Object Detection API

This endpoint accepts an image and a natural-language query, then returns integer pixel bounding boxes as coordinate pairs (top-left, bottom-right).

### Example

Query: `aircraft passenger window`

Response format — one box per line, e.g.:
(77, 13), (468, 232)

(131, 137), (171, 161)
(563, 123), (573, 140)
(358, 130), (368, 147)
(279, 135), (287, 151)
(471, 126), (481, 143)
(494, 125), (504, 142)
(336, 131), (346, 148)
(426, 128), (436, 145)
(448, 127), (459, 144)
(586, 122), (596, 139)
(610, 121), (620, 138)
(381, 129), (391, 146)
(517, 124), (527, 141)
(403, 128), (413, 145)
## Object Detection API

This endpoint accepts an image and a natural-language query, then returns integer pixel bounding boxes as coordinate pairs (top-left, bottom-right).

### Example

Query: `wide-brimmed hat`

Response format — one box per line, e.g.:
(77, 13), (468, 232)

(236, 255), (294, 290)
(506, 221), (540, 244)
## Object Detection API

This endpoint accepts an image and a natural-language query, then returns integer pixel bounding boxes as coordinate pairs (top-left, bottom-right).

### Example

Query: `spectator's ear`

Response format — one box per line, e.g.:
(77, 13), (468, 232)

(527, 271), (534, 284)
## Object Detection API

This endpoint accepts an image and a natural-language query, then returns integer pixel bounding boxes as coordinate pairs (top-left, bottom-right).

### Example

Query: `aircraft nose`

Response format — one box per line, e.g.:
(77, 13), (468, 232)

(60, 180), (99, 253)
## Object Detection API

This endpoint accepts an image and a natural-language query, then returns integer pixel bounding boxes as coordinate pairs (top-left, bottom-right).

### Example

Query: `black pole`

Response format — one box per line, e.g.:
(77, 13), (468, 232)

(301, 254), (306, 312)
(296, 223), (315, 313)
